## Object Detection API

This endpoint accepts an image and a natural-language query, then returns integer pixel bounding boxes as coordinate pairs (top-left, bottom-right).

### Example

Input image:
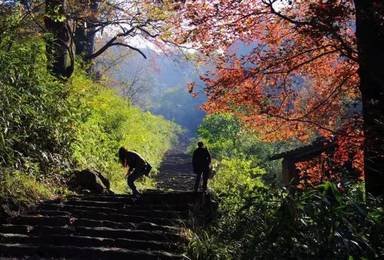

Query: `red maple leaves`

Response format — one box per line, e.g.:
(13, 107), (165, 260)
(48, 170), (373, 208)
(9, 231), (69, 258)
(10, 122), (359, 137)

(170, 0), (365, 185)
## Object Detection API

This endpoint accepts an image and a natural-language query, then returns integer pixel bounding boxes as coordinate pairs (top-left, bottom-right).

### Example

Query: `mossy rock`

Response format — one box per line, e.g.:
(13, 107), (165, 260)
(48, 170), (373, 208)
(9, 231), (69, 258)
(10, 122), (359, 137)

(69, 169), (113, 194)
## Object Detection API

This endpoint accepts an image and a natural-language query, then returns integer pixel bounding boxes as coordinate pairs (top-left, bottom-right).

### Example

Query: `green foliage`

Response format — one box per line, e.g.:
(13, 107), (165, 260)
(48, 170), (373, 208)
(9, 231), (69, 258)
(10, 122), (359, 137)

(189, 182), (384, 259)
(68, 72), (182, 193)
(210, 158), (265, 213)
(0, 29), (73, 180)
(0, 12), (74, 212)
(188, 113), (384, 259)
(195, 113), (241, 158)
(0, 169), (54, 212)
(0, 10), (181, 212)
(187, 231), (232, 260)
(192, 113), (282, 179)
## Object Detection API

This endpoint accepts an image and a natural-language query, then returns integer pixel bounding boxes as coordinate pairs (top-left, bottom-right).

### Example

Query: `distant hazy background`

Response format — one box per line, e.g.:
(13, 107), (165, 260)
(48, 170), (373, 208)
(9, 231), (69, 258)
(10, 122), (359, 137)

(95, 41), (207, 137)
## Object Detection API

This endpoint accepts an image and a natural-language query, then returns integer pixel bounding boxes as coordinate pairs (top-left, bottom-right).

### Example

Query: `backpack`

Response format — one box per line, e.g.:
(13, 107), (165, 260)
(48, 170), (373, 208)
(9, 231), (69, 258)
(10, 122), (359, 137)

(143, 162), (152, 176)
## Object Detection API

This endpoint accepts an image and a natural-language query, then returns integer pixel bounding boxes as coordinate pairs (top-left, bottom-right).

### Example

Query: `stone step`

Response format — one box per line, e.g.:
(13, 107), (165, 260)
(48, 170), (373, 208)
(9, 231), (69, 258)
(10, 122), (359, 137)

(0, 224), (186, 243)
(0, 243), (186, 260)
(27, 211), (182, 232)
(0, 233), (182, 252)
(0, 192), (208, 258)
(74, 218), (182, 233)
(11, 215), (71, 226)
(33, 208), (187, 226)
(43, 199), (192, 212)
(70, 199), (191, 211)
(68, 192), (203, 205)
(38, 202), (189, 218)
(32, 209), (72, 216)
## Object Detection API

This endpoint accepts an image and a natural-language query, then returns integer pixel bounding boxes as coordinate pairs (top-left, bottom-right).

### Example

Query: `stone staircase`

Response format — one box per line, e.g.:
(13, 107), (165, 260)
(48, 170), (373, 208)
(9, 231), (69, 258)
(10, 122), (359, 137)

(0, 192), (205, 259)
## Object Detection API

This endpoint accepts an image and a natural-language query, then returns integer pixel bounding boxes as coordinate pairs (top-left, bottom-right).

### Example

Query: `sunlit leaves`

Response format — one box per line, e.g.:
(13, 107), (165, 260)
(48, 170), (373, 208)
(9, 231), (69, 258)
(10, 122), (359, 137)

(0, 31), (74, 177)
(68, 72), (182, 193)
(173, 0), (363, 183)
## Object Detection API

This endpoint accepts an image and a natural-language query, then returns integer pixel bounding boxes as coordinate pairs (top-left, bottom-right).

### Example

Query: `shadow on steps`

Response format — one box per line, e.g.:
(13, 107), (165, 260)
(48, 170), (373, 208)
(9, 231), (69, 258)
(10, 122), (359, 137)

(0, 191), (218, 259)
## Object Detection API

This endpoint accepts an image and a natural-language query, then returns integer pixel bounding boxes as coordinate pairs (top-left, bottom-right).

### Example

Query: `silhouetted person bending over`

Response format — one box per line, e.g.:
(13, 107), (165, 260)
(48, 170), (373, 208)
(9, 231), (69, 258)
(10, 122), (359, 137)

(192, 141), (211, 193)
(118, 147), (152, 197)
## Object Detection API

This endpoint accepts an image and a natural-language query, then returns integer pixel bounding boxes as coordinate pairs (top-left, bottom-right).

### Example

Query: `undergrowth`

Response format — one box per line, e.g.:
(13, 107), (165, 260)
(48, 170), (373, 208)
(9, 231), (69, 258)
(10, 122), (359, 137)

(0, 9), (181, 214)
(187, 113), (384, 259)
(0, 170), (58, 217)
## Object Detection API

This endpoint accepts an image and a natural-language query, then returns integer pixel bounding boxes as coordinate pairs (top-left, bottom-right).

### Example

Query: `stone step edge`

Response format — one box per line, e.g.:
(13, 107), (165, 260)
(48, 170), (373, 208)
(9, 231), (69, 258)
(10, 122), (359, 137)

(0, 224), (189, 242)
(0, 233), (184, 250)
(0, 243), (187, 259)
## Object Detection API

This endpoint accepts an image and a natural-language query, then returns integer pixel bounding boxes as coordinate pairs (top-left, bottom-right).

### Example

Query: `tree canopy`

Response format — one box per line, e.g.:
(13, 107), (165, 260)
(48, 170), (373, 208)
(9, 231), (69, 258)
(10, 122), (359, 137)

(171, 0), (384, 195)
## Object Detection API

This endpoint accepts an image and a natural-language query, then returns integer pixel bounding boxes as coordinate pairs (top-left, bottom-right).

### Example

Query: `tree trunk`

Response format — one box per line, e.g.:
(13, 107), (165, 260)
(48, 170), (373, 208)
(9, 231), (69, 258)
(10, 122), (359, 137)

(74, 0), (98, 57)
(44, 0), (74, 78)
(355, 0), (384, 196)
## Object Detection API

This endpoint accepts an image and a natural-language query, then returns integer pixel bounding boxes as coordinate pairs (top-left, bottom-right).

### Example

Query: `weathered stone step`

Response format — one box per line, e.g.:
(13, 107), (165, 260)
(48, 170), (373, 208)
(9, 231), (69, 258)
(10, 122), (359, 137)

(0, 243), (186, 259)
(69, 192), (203, 205)
(33, 208), (186, 226)
(53, 199), (190, 211)
(0, 233), (182, 252)
(0, 224), (186, 243)
(0, 192), (209, 258)
(11, 215), (71, 226)
(74, 218), (182, 233)
(27, 211), (182, 232)
(38, 202), (188, 218)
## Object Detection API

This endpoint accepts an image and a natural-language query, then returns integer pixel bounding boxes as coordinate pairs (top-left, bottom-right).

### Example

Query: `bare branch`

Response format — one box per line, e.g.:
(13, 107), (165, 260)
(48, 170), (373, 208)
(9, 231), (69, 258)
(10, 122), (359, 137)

(84, 27), (137, 60)
(111, 42), (147, 59)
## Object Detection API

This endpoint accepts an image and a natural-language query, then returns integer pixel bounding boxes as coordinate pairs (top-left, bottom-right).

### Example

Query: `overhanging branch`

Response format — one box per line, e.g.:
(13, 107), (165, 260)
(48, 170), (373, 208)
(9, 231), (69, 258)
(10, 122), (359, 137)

(84, 27), (147, 60)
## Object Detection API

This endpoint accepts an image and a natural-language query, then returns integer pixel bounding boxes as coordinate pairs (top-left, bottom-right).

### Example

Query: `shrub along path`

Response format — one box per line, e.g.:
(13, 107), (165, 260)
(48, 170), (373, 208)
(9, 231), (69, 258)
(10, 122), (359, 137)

(0, 147), (205, 259)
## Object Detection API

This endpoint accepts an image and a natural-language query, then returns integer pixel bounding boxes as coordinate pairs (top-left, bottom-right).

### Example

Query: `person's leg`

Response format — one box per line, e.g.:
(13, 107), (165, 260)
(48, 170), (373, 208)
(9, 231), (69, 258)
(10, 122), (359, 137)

(202, 168), (209, 192)
(194, 172), (202, 192)
(127, 169), (142, 195)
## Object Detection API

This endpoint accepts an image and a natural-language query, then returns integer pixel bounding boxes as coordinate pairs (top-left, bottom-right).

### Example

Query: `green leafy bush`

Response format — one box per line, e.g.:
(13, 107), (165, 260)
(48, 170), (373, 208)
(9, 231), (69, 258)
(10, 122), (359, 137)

(192, 113), (283, 179)
(187, 113), (384, 259)
(0, 12), (75, 211)
(0, 32), (73, 180)
(0, 169), (54, 211)
(0, 10), (181, 210)
(210, 158), (265, 213)
(189, 182), (384, 259)
(68, 72), (182, 193)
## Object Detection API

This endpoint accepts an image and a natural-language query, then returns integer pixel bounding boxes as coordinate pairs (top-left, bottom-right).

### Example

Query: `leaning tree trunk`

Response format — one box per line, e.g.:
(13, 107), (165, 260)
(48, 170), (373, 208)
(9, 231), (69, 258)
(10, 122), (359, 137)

(355, 0), (384, 196)
(44, 0), (74, 78)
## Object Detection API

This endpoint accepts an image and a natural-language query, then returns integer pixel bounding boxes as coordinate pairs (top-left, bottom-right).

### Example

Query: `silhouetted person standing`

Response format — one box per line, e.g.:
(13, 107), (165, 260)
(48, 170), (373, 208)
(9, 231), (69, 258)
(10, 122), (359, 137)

(118, 147), (152, 197)
(192, 141), (211, 193)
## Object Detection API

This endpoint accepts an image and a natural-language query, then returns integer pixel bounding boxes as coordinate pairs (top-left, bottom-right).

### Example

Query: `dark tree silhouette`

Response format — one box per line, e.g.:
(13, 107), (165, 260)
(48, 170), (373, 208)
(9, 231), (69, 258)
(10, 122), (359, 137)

(355, 0), (384, 196)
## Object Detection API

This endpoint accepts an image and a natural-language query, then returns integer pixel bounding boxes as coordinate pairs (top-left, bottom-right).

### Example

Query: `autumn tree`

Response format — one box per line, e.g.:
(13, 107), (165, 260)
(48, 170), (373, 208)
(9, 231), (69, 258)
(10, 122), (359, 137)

(173, 0), (384, 195)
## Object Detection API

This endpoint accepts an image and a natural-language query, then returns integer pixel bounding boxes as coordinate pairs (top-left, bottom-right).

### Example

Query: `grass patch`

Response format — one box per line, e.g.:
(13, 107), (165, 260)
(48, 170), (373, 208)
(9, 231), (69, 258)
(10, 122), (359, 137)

(0, 170), (60, 217)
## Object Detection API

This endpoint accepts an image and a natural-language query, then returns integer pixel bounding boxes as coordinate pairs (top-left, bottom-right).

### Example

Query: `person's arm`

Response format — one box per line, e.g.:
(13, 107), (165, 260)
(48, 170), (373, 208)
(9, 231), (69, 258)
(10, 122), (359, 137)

(123, 159), (128, 168)
(192, 150), (197, 171)
(124, 156), (133, 176)
(124, 153), (135, 176)
(126, 167), (133, 177)
(206, 149), (211, 165)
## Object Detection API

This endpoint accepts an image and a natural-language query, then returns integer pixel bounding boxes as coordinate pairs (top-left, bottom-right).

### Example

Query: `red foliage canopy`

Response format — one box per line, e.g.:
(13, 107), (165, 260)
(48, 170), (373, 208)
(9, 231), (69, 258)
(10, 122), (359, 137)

(171, 0), (365, 178)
